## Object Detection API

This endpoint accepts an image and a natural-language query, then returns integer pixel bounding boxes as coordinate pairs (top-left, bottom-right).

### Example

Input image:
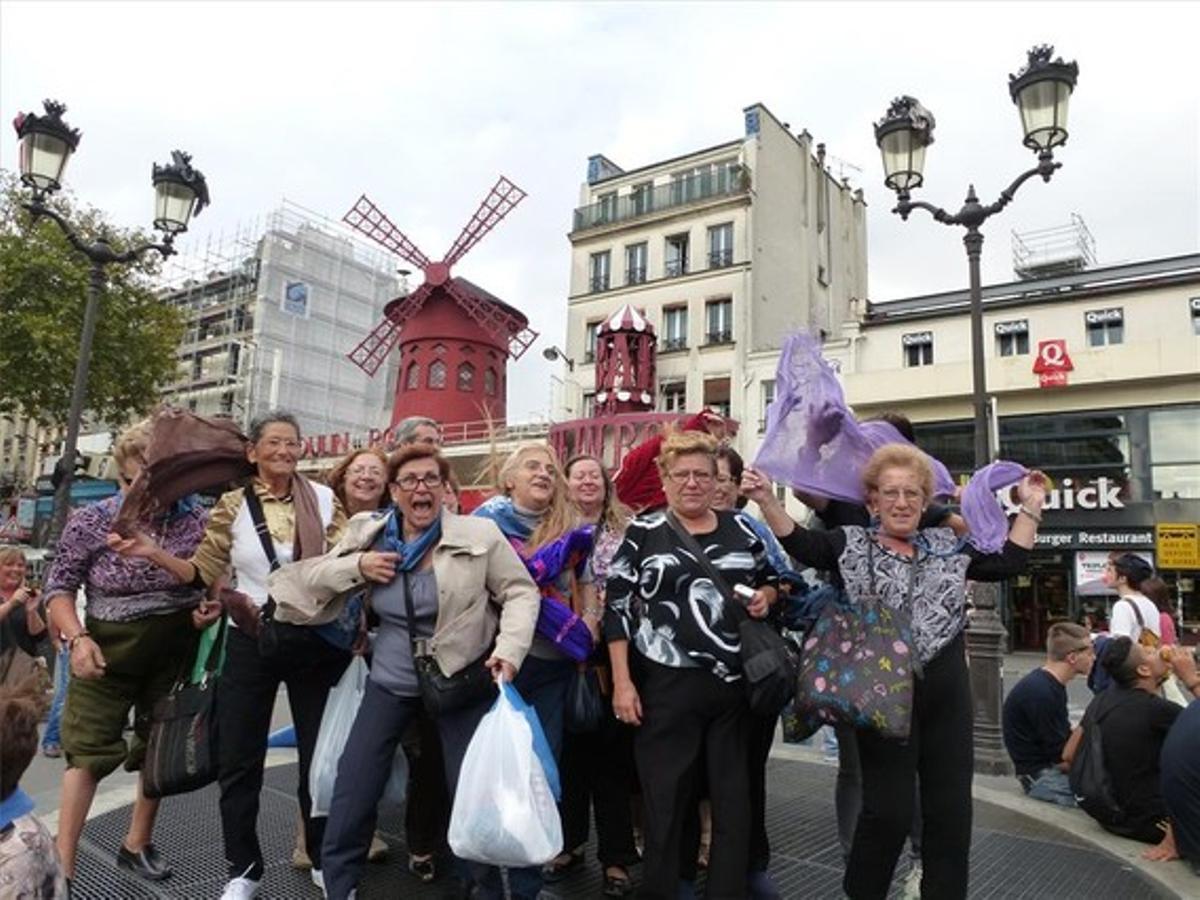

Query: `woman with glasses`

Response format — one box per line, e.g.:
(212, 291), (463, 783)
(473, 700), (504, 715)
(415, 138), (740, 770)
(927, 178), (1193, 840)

(742, 443), (1046, 900)
(605, 429), (779, 900)
(271, 445), (539, 900)
(108, 411), (349, 900)
(43, 420), (214, 884)
(472, 442), (590, 900)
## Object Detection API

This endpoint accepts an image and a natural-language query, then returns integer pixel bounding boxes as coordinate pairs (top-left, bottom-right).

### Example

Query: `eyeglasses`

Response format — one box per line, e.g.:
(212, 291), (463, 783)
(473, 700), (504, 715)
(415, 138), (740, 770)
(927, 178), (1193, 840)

(666, 469), (715, 485)
(395, 473), (445, 491)
(877, 488), (924, 504)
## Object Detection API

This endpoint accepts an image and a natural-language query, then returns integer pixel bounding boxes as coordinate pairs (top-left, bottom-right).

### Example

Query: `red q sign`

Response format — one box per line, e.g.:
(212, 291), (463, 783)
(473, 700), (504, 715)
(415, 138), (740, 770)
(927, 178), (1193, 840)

(1032, 339), (1073, 373)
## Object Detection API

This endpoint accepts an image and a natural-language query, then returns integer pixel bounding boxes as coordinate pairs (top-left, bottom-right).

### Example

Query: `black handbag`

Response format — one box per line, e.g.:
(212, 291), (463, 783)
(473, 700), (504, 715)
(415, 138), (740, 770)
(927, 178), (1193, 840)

(402, 570), (497, 717)
(142, 615), (226, 799)
(663, 511), (799, 718)
(565, 665), (605, 733)
(243, 489), (282, 658)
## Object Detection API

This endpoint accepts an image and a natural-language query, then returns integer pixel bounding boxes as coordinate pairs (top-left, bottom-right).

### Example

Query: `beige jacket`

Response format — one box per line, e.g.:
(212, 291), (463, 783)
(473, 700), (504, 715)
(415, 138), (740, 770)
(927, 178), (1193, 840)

(269, 510), (539, 676)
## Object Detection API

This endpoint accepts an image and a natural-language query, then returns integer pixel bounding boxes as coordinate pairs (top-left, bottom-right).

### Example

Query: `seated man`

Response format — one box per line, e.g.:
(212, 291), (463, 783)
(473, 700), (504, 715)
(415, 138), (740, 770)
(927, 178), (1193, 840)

(1003, 623), (1094, 805)
(1077, 637), (1200, 856)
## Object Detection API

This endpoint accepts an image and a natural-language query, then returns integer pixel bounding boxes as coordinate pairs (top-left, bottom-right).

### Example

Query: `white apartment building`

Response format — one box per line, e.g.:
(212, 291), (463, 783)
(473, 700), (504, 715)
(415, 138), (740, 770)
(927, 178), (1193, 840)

(564, 102), (868, 459)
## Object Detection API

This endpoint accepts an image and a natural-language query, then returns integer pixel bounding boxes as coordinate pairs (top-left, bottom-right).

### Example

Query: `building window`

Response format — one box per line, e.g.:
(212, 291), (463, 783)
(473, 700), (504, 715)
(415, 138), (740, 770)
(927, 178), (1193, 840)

(457, 362), (475, 392)
(662, 306), (688, 351)
(626, 243), (648, 285)
(584, 320), (601, 363)
(703, 377), (731, 418)
(1191, 297), (1200, 335)
(705, 298), (733, 344)
(1150, 406), (1200, 499)
(428, 360), (447, 389)
(760, 379), (776, 432)
(405, 362), (420, 390)
(582, 392), (596, 417)
(665, 234), (689, 278)
(661, 381), (687, 413)
(630, 181), (654, 216)
(484, 368), (497, 397)
(596, 191), (617, 224)
(995, 319), (1030, 356)
(1085, 307), (1124, 346)
(589, 251), (611, 292)
(902, 332), (934, 367)
(707, 223), (733, 268)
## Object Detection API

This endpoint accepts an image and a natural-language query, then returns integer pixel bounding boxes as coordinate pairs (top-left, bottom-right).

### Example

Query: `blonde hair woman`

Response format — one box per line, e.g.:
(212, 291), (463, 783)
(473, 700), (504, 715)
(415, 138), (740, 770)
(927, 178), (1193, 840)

(472, 442), (590, 900)
(0, 546), (45, 688)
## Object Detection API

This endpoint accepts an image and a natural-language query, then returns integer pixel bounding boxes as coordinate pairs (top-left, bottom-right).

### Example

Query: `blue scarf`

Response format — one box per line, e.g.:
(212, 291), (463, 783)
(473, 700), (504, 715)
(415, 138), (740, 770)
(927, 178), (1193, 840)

(0, 788), (34, 830)
(472, 495), (540, 546)
(382, 508), (443, 571)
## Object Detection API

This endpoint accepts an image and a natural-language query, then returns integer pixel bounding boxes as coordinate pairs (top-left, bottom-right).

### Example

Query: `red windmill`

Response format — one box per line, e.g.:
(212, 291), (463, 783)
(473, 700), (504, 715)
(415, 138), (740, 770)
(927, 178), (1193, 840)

(343, 177), (538, 428)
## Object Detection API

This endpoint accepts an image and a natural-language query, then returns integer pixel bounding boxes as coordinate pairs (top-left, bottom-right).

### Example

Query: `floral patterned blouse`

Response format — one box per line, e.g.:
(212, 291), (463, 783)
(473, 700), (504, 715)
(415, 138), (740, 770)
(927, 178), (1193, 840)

(43, 496), (208, 623)
(0, 812), (67, 899)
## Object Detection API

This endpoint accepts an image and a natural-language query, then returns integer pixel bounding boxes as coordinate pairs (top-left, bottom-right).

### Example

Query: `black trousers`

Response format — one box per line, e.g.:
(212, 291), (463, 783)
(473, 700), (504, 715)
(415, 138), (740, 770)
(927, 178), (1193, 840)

(635, 660), (750, 900)
(844, 634), (973, 900)
(746, 712), (777, 872)
(559, 690), (639, 868)
(403, 708), (450, 857)
(217, 625), (350, 880)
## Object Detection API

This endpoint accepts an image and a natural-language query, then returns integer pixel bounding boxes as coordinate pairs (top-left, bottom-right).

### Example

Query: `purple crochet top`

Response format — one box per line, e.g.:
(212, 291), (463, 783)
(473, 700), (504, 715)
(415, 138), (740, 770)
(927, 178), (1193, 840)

(43, 496), (208, 623)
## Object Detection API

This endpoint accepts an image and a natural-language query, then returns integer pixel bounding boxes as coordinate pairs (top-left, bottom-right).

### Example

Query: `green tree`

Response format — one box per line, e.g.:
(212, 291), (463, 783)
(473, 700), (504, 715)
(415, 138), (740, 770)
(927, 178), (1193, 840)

(0, 170), (184, 427)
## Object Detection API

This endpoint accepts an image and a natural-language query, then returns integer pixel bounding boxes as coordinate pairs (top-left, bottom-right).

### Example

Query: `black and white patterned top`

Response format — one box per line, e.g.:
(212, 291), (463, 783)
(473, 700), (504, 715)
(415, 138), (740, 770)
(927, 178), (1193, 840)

(603, 510), (779, 683)
(778, 525), (1029, 665)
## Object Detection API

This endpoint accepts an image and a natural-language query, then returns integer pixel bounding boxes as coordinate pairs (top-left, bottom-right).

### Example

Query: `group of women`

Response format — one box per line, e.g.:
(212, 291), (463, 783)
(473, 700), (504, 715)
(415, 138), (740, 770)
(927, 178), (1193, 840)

(35, 406), (1047, 900)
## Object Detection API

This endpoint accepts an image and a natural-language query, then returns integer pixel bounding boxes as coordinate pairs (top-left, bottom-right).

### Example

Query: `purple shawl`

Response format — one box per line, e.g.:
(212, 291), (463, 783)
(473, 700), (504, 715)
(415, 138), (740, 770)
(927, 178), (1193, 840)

(962, 460), (1028, 552)
(523, 525), (596, 664)
(754, 332), (955, 503)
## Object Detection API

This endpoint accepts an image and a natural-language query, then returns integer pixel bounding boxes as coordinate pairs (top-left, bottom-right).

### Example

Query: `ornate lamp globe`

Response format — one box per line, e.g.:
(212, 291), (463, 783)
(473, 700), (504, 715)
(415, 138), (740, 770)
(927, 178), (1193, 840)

(874, 95), (937, 194)
(12, 100), (81, 194)
(152, 150), (210, 235)
(1009, 44), (1079, 152)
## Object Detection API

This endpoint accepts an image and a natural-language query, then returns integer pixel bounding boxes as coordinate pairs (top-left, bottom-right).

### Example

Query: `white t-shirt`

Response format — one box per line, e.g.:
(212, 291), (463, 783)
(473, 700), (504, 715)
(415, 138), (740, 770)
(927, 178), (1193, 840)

(1109, 592), (1162, 641)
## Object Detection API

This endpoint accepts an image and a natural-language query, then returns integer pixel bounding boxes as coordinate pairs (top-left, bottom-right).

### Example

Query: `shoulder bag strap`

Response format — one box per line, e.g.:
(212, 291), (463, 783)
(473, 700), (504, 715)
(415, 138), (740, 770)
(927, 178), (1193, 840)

(400, 568), (420, 657)
(865, 534), (920, 608)
(1126, 597), (1145, 629)
(242, 487), (279, 619)
(663, 510), (741, 616)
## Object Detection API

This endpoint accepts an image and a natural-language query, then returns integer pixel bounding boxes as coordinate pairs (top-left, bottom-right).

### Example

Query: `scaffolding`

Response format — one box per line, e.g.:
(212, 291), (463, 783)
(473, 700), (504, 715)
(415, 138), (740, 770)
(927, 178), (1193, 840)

(1012, 214), (1097, 280)
(158, 199), (401, 434)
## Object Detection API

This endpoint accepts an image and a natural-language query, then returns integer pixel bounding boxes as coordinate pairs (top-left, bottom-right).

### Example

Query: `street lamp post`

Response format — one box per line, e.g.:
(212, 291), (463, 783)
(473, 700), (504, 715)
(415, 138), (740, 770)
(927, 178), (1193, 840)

(13, 100), (210, 550)
(874, 46), (1079, 774)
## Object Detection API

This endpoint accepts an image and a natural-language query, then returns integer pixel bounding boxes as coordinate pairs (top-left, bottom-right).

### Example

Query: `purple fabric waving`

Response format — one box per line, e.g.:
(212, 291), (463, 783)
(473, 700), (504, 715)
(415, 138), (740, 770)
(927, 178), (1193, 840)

(755, 332), (955, 503)
(523, 526), (595, 586)
(962, 460), (1027, 553)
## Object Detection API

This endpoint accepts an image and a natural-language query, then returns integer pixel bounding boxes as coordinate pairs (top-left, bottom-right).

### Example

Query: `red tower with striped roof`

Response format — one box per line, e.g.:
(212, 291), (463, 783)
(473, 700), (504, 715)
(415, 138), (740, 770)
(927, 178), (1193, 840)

(594, 304), (656, 416)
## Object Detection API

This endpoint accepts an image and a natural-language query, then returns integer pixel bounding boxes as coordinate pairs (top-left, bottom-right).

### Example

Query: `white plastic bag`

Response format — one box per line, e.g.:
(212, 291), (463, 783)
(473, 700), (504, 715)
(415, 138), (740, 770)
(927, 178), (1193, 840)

(447, 683), (562, 866)
(309, 656), (368, 817)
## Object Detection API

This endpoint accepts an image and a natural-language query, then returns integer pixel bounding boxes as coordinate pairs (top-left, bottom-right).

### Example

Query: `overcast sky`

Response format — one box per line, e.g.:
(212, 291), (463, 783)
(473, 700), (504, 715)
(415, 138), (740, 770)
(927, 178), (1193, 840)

(2, 1), (1197, 422)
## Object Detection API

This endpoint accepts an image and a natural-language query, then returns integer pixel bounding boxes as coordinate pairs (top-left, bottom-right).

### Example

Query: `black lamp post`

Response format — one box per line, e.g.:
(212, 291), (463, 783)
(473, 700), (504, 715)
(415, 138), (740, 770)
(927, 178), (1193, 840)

(874, 46), (1079, 774)
(13, 99), (210, 549)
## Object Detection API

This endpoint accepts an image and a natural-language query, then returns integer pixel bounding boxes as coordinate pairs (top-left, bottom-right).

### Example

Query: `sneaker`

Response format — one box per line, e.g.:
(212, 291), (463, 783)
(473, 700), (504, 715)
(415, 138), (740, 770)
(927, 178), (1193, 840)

(312, 869), (326, 894)
(219, 876), (260, 900)
(42, 743), (62, 759)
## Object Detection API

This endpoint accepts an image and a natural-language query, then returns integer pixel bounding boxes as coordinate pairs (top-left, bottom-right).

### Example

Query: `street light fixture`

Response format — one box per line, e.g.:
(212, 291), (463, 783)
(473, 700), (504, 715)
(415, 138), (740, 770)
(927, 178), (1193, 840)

(542, 344), (576, 371)
(873, 45), (1078, 776)
(12, 99), (210, 548)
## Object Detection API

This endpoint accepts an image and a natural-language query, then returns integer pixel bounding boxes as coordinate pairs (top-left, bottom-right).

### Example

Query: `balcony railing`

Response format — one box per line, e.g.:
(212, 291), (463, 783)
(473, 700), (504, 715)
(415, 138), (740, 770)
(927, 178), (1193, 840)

(573, 165), (751, 232)
(660, 337), (688, 352)
(708, 248), (733, 268)
(589, 274), (610, 293)
(705, 329), (734, 346)
(665, 258), (688, 278)
(626, 266), (647, 285)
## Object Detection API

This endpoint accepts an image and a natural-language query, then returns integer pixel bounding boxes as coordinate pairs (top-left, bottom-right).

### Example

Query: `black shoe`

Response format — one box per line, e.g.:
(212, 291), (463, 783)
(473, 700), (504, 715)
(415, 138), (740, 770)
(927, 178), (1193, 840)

(117, 843), (172, 881)
(542, 849), (584, 883)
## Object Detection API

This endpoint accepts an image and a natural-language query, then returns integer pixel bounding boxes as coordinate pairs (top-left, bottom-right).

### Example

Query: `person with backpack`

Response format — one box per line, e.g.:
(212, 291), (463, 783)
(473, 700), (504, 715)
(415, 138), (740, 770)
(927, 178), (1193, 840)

(1104, 554), (1160, 642)
(1071, 636), (1200, 858)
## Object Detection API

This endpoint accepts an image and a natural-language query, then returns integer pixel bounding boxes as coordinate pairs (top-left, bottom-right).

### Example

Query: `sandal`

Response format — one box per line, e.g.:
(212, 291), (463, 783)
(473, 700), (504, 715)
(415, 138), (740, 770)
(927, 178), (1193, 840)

(407, 853), (436, 883)
(542, 848), (585, 882)
(603, 866), (633, 897)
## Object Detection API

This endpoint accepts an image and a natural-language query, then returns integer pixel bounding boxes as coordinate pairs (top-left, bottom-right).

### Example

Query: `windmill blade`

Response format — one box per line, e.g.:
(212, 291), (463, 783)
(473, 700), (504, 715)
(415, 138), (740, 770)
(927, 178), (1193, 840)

(442, 176), (528, 268)
(443, 279), (540, 360)
(343, 195), (433, 270)
(346, 284), (433, 376)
